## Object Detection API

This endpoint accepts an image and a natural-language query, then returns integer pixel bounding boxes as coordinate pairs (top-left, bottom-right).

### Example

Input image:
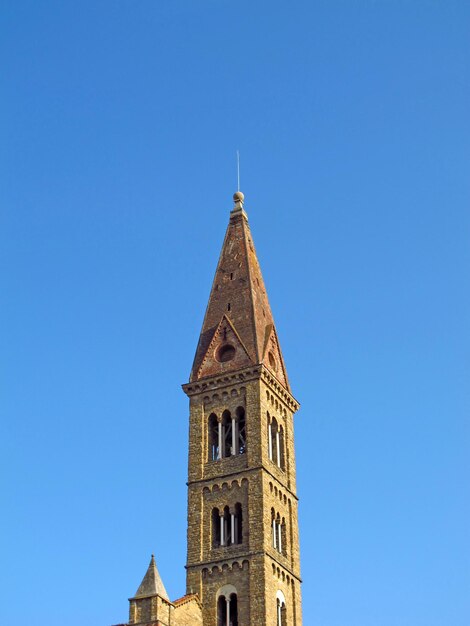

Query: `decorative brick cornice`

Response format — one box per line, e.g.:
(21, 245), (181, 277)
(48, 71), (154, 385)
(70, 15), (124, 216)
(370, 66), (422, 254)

(187, 464), (299, 501)
(260, 365), (300, 411)
(186, 550), (302, 583)
(182, 364), (300, 411)
(183, 366), (260, 396)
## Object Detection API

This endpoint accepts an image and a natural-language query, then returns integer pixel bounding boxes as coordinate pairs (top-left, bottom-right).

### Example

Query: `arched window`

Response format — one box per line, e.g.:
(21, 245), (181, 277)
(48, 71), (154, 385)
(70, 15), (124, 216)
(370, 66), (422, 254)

(281, 517), (287, 557)
(230, 593), (238, 625)
(268, 416), (285, 471)
(217, 585), (238, 626)
(222, 505), (230, 546)
(234, 502), (243, 544)
(236, 407), (246, 455)
(276, 590), (287, 626)
(209, 413), (219, 461)
(213, 504), (243, 548)
(271, 508), (277, 549)
(272, 510), (286, 556)
(222, 410), (232, 458)
(212, 507), (221, 547)
(271, 417), (279, 465)
(279, 425), (285, 470)
(209, 407), (247, 462)
(217, 595), (226, 626)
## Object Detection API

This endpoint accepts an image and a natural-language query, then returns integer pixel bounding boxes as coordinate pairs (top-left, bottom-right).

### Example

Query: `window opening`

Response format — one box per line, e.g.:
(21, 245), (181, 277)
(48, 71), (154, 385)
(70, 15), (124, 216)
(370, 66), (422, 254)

(272, 510), (286, 556)
(268, 417), (285, 470)
(212, 508), (221, 547)
(279, 425), (285, 470)
(222, 410), (232, 457)
(271, 417), (279, 466)
(234, 502), (243, 544)
(281, 518), (286, 556)
(217, 593), (238, 626)
(236, 407), (246, 455)
(211, 408), (246, 462)
(209, 414), (219, 461)
(222, 506), (230, 546)
(214, 505), (243, 548)
(276, 598), (286, 626)
(216, 343), (236, 362)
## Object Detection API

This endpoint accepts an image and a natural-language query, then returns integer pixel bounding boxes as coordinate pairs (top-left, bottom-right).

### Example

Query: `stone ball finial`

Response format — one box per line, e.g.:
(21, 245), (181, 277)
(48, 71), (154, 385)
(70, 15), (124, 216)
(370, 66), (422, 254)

(233, 191), (245, 203)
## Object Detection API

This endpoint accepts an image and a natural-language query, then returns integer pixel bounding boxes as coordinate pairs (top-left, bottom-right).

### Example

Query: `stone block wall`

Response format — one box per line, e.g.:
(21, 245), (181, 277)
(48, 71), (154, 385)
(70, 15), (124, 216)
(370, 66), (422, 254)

(183, 366), (302, 626)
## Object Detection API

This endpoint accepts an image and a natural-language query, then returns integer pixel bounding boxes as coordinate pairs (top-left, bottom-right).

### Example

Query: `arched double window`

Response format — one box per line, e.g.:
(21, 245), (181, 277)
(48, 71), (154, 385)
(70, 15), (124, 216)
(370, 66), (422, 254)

(212, 503), (243, 547)
(276, 590), (287, 626)
(208, 408), (246, 461)
(268, 414), (285, 470)
(217, 585), (238, 626)
(271, 509), (286, 556)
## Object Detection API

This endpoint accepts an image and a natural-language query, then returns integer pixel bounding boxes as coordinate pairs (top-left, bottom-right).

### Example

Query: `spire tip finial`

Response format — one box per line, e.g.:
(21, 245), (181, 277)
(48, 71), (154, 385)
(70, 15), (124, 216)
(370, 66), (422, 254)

(233, 190), (245, 210)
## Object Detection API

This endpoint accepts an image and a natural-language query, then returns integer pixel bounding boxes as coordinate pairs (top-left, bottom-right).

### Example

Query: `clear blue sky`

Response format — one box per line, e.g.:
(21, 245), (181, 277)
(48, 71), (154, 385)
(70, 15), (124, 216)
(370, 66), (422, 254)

(1, 1), (469, 625)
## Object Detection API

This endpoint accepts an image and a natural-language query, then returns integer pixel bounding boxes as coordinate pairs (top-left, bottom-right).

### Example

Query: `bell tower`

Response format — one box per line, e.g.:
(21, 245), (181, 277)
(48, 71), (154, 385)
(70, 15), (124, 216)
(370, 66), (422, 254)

(182, 191), (303, 626)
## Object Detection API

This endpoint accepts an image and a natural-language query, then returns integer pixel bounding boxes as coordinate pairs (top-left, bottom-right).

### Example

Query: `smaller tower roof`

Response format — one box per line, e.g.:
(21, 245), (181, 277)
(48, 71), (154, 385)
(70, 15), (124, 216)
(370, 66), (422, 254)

(132, 554), (169, 601)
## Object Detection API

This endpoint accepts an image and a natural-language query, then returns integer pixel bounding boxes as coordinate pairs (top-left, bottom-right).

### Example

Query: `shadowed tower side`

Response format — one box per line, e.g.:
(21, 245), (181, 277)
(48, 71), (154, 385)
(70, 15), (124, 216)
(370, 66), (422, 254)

(183, 191), (303, 626)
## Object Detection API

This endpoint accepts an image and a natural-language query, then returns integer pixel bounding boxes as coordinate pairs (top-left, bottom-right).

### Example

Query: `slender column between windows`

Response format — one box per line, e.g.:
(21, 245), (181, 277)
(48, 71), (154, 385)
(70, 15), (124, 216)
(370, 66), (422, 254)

(218, 422), (223, 460)
(231, 513), (235, 545)
(276, 429), (281, 468)
(273, 518), (277, 549)
(278, 522), (283, 554)
(226, 597), (230, 626)
(231, 418), (236, 455)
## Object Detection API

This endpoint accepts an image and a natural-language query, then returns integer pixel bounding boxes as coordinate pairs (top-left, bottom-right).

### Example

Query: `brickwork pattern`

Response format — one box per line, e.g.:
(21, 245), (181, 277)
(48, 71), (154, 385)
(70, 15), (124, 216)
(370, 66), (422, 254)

(183, 369), (302, 626)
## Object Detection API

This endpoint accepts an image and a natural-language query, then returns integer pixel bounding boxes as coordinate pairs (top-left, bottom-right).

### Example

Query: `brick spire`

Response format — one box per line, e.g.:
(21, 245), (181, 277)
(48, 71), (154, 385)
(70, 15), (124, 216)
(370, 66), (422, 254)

(132, 554), (169, 601)
(190, 191), (290, 391)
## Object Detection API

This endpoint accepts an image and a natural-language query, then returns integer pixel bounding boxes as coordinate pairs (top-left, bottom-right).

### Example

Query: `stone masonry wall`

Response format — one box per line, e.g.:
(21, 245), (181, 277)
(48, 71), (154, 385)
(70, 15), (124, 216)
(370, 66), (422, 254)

(173, 596), (203, 626)
(183, 366), (302, 626)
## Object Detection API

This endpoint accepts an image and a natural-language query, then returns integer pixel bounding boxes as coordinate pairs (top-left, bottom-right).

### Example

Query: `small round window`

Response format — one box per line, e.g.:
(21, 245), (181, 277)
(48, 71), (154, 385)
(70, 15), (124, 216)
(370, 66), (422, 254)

(216, 344), (236, 363)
